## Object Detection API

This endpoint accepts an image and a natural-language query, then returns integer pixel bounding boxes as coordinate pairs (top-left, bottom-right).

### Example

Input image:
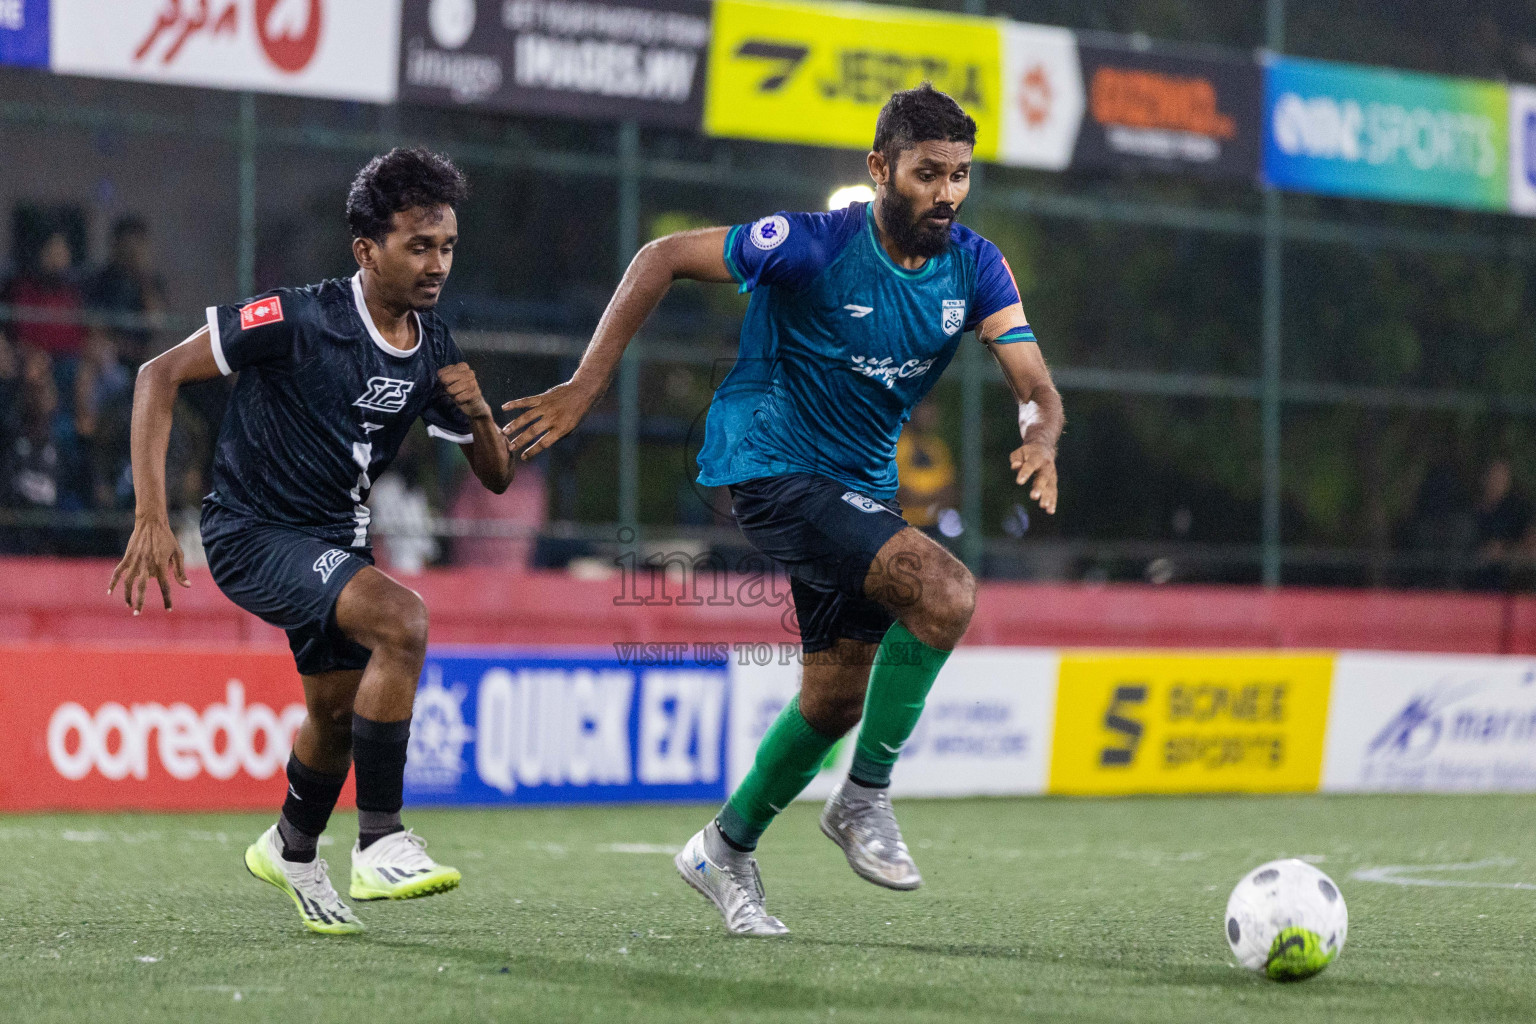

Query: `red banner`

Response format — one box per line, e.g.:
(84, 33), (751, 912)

(0, 645), (347, 811)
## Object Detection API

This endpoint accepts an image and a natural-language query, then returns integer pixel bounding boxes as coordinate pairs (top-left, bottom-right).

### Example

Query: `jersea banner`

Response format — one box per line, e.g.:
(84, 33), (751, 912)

(1073, 42), (1260, 179)
(50, 0), (401, 102)
(399, 0), (710, 126)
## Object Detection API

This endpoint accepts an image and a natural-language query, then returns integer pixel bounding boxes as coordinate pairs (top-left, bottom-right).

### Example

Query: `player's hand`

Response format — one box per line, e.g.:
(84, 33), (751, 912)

(1009, 442), (1058, 514)
(109, 514), (191, 614)
(500, 380), (600, 461)
(437, 363), (492, 421)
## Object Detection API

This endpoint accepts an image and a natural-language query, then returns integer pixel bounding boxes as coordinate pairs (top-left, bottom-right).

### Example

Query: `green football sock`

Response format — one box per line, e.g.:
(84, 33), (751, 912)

(849, 622), (951, 788)
(717, 694), (840, 851)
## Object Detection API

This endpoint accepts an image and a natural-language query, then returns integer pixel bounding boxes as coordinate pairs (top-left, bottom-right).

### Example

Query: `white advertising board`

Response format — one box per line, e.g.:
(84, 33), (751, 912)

(1323, 652), (1536, 792)
(1508, 84), (1536, 216)
(727, 649), (1059, 800)
(997, 22), (1084, 171)
(51, 0), (402, 103)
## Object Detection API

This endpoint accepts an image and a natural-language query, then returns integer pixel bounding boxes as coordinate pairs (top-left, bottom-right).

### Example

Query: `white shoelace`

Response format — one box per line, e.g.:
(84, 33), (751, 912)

(369, 829), (435, 871)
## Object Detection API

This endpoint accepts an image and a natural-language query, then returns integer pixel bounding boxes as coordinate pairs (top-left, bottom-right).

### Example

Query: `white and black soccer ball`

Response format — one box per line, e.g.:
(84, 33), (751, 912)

(1225, 858), (1348, 981)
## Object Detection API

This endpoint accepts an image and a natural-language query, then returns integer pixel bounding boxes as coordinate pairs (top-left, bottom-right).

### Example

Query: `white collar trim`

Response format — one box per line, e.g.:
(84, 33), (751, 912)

(351, 271), (422, 358)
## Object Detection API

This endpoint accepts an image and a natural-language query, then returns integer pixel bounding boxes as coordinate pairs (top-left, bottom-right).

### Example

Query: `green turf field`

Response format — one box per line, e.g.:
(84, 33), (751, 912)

(3, 795), (1534, 1023)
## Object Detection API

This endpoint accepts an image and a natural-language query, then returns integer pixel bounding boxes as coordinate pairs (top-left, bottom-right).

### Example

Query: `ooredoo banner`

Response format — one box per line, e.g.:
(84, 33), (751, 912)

(1073, 42), (1261, 180)
(49, 0), (402, 103)
(0, 645), (313, 811)
(399, 0), (711, 126)
(1322, 652), (1536, 792)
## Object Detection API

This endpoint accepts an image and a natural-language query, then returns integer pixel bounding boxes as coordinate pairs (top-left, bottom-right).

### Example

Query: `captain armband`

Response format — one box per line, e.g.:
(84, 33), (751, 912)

(992, 325), (1036, 344)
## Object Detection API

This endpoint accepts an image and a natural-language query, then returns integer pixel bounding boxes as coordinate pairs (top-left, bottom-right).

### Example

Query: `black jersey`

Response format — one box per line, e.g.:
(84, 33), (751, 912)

(204, 273), (473, 548)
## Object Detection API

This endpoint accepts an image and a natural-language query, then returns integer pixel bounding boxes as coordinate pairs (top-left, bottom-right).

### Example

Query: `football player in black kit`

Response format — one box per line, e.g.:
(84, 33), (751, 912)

(110, 149), (514, 934)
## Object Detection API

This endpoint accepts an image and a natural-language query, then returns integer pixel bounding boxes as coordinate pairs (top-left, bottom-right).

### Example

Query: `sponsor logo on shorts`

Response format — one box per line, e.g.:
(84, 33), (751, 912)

(353, 376), (416, 414)
(239, 297), (284, 330)
(841, 491), (886, 514)
(749, 214), (790, 250)
(313, 549), (350, 583)
(942, 298), (966, 336)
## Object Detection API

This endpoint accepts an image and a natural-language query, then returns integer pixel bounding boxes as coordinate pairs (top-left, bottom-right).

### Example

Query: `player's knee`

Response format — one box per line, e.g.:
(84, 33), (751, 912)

(921, 567), (976, 648)
(800, 691), (863, 737)
(376, 590), (430, 659)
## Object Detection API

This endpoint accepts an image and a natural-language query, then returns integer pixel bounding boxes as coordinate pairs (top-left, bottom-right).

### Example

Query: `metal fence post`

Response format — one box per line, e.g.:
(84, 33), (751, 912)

(237, 92), (256, 298)
(616, 120), (642, 541)
(1261, 0), (1285, 587)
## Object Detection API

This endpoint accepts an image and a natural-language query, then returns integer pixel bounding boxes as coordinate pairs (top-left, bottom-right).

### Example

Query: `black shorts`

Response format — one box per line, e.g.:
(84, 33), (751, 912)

(201, 502), (374, 676)
(728, 473), (909, 653)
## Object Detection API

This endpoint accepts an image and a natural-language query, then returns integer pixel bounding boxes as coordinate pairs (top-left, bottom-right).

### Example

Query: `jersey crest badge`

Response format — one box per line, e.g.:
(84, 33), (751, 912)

(239, 297), (284, 330)
(353, 376), (416, 413)
(941, 299), (966, 337)
(749, 215), (790, 251)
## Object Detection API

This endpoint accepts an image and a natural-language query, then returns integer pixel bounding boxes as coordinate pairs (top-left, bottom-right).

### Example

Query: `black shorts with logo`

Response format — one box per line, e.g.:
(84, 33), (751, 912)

(727, 473), (909, 653)
(201, 501), (374, 676)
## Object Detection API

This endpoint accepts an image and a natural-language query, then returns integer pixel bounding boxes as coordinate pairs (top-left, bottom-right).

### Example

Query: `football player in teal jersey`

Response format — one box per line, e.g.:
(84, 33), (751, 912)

(504, 84), (1064, 935)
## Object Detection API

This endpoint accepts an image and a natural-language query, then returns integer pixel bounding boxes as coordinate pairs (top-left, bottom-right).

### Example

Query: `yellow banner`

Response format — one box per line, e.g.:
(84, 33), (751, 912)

(1048, 652), (1335, 795)
(705, 0), (1002, 159)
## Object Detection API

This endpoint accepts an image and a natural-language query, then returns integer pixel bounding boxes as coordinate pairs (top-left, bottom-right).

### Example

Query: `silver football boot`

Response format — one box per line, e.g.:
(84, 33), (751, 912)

(675, 823), (790, 936)
(819, 779), (922, 890)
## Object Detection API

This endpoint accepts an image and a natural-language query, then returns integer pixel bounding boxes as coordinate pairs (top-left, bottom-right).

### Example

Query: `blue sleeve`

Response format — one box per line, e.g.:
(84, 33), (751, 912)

(965, 238), (1023, 332)
(206, 289), (298, 375)
(724, 207), (856, 293)
(423, 330), (475, 444)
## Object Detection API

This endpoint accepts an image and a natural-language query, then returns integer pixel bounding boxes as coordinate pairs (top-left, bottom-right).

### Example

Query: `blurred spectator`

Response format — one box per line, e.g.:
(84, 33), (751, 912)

(0, 349), (63, 552)
(371, 437), (440, 575)
(87, 215), (166, 370)
(1469, 459), (1534, 591)
(3, 230), (87, 361)
(449, 462), (547, 569)
(896, 400), (960, 542)
(1400, 460), (1476, 589)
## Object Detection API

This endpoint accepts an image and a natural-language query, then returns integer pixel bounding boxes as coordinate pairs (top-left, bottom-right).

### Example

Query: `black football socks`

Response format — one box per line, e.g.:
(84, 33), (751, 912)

(353, 713), (411, 850)
(277, 753), (347, 863)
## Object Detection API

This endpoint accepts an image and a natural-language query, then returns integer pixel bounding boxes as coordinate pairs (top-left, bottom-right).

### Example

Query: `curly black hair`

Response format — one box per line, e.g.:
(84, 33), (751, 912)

(346, 147), (469, 242)
(871, 83), (978, 167)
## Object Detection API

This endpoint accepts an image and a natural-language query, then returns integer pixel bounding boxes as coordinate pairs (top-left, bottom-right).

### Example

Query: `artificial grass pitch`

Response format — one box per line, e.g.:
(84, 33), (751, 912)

(2, 795), (1534, 1023)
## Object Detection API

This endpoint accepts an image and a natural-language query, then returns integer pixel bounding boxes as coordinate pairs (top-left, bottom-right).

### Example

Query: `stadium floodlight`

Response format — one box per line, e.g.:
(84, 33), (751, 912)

(827, 184), (876, 210)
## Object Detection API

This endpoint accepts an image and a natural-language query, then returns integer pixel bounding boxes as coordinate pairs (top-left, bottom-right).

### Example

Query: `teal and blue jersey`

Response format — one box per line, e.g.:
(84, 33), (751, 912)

(696, 202), (1024, 500)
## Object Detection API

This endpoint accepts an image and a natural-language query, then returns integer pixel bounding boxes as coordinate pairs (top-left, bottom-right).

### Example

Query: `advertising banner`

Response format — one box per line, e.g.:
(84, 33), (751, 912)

(50, 0), (402, 103)
(1048, 652), (1334, 795)
(1263, 55), (1508, 211)
(704, 0), (1002, 160)
(1072, 42), (1261, 180)
(997, 22), (1082, 171)
(1323, 653), (1536, 792)
(0, 0), (47, 68)
(0, 645), (312, 811)
(727, 649), (1059, 800)
(402, 647), (730, 806)
(399, 0), (710, 126)
(1507, 84), (1536, 216)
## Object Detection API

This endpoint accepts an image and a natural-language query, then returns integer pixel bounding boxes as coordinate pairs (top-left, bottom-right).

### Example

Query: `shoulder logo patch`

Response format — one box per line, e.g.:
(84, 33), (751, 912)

(941, 299), (966, 337)
(749, 215), (791, 251)
(353, 377), (416, 414)
(239, 297), (284, 330)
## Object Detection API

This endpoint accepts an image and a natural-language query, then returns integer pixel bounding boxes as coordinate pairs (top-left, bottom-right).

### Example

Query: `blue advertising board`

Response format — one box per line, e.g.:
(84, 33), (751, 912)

(404, 647), (729, 807)
(1263, 55), (1509, 211)
(0, 0), (47, 68)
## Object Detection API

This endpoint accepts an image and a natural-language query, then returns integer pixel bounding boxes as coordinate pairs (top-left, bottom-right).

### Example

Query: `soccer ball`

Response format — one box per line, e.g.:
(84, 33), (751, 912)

(1225, 859), (1348, 981)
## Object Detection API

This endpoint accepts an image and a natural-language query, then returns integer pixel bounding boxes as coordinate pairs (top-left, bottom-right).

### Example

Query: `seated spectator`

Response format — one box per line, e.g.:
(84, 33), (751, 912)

(0, 349), (63, 552)
(448, 461), (547, 569)
(4, 230), (87, 362)
(1470, 458), (1534, 591)
(896, 399), (960, 542)
(87, 215), (166, 370)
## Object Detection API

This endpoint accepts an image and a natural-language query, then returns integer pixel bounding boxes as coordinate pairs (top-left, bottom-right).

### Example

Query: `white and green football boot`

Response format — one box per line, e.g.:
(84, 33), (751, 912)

(243, 824), (364, 935)
(349, 830), (462, 901)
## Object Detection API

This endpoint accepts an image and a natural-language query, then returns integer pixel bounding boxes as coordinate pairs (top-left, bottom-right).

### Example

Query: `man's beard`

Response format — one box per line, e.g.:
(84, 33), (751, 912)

(878, 186), (957, 259)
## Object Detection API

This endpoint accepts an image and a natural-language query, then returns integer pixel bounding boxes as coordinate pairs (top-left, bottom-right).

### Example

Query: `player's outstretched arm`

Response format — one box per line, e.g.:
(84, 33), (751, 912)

(109, 326), (222, 613)
(979, 305), (1064, 515)
(437, 362), (514, 493)
(501, 227), (735, 460)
